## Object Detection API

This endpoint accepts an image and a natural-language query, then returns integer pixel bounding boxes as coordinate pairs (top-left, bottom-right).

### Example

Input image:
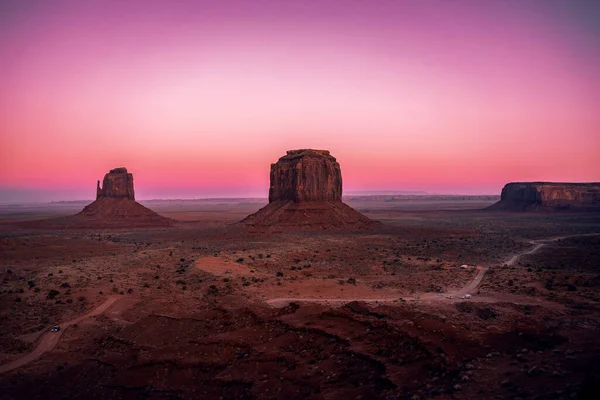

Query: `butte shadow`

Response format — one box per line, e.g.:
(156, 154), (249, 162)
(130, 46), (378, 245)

(487, 182), (600, 212)
(23, 168), (173, 229)
(240, 149), (376, 231)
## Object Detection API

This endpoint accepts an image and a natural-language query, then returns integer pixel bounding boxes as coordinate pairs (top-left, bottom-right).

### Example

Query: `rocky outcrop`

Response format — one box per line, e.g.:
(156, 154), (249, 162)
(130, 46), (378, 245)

(25, 167), (172, 228)
(97, 167), (135, 200)
(269, 149), (342, 202)
(242, 149), (376, 230)
(488, 182), (600, 211)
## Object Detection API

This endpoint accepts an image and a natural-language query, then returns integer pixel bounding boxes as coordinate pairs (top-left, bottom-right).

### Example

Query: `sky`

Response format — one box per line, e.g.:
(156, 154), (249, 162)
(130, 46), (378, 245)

(1, 0), (599, 202)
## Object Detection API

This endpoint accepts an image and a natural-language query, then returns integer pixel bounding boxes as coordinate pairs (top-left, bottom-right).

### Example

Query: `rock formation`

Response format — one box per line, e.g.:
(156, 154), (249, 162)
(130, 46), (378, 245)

(26, 167), (173, 228)
(488, 182), (600, 211)
(242, 149), (375, 230)
(96, 167), (135, 200)
(269, 150), (342, 202)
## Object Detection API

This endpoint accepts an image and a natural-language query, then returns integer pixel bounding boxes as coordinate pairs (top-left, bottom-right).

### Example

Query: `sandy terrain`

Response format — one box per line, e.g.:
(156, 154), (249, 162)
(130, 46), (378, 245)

(1, 197), (599, 399)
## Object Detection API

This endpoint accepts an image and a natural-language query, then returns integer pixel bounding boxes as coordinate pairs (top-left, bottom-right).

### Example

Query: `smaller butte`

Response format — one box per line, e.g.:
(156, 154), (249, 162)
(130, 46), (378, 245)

(241, 149), (376, 230)
(76, 167), (172, 227)
(25, 167), (173, 228)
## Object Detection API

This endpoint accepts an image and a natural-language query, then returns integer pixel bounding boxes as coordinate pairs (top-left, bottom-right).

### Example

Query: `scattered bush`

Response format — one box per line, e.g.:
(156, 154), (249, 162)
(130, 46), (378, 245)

(47, 289), (60, 299)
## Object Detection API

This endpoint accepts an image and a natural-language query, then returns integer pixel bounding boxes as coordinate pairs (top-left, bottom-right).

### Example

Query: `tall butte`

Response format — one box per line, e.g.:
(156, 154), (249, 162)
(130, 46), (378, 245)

(242, 149), (375, 230)
(73, 167), (172, 227)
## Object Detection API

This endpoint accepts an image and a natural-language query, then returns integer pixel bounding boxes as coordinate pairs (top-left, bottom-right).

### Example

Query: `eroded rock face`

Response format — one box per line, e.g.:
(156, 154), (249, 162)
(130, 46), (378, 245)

(242, 149), (375, 230)
(489, 182), (600, 211)
(269, 149), (342, 203)
(96, 167), (135, 200)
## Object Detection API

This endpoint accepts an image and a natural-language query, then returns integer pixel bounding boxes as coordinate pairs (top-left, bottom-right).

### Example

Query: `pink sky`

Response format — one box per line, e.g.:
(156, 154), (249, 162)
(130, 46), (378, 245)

(1, 0), (599, 202)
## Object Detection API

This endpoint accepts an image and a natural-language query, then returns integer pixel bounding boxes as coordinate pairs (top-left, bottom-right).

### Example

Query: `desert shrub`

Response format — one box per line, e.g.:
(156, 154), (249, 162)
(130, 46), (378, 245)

(34, 287), (41, 293)
(476, 307), (498, 320)
(276, 272), (283, 277)
(47, 289), (60, 299)
(207, 285), (219, 295)
(347, 277), (357, 285)
(27, 280), (35, 288)
(236, 258), (245, 263)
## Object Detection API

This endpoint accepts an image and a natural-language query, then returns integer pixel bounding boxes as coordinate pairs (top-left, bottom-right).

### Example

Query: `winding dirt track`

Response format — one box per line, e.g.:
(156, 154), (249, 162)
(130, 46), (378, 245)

(2, 233), (598, 373)
(267, 232), (600, 308)
(0, 296), (121, 374)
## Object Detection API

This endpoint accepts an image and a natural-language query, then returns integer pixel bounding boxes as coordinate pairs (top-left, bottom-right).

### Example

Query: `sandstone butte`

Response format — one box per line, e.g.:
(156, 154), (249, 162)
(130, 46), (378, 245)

(242, 149), (376, 230)
(96, 167), (135, 200)
(75, 167), (172, 227)
(488, 182), (600, 211)
(24, 167), (173, 228)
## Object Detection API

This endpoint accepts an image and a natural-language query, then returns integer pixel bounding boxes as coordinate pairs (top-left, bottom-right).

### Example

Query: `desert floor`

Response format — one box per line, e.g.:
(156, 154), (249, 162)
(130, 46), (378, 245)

(1, 197), (599, 399)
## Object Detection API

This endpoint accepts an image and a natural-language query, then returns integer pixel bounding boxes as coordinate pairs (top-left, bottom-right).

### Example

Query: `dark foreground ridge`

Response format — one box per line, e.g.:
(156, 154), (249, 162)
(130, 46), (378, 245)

(242, 149), (376, 230)
(488, 182), (600, 211)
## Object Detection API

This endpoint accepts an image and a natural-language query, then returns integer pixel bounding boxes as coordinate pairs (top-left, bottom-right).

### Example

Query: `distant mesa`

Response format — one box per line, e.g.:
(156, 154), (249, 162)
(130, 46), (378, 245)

(241, 149), (376, 230)
(487, 182), (600, 211)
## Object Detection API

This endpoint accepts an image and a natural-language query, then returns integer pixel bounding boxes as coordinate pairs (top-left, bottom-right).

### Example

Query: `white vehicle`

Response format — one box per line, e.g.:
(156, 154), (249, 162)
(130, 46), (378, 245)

(447, 296), (453, 299)
(458, 296), (465, 299)
(51, 325), (60, 333)
(460, 265), (468, 269)
(465, 294), (472, 299)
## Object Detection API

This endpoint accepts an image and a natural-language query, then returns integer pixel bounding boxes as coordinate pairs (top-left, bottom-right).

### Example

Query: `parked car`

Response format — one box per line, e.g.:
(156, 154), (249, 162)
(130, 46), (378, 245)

(51, 325), (60, 333)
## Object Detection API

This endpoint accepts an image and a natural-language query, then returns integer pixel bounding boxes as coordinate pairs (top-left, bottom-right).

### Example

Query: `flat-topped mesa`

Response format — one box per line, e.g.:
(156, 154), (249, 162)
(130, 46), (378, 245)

(488, 182), (600, 211)
(96, 167), (135, 200)
(269, 149), (342, 203)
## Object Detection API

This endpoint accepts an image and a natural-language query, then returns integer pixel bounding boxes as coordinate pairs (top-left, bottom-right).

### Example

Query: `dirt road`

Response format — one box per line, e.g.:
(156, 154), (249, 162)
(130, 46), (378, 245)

(0, 296), (121, 374)
(267, 232), (600, 308)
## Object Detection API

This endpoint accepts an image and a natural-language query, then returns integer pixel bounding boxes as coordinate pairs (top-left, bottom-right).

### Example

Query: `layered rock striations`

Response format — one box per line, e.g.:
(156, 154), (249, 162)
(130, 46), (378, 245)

(242, 149), (375, 230)
(96, 167), (135, 200)
(269, 150), (342, 202)
(488, 182), (600, 211)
